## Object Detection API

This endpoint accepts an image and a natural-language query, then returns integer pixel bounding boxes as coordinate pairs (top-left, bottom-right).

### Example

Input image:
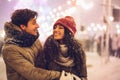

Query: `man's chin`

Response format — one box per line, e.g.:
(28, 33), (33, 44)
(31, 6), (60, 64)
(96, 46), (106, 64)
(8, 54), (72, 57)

(31, 32), (38, 36)
(54, 37), (61, 40)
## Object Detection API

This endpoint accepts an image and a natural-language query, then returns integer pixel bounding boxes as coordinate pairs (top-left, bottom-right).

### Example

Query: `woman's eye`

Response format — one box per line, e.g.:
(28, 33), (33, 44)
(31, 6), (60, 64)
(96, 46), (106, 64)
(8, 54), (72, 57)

(53, 25), (64, 29)
(53, 26), (56, 29)
(59, 27), (64, 29)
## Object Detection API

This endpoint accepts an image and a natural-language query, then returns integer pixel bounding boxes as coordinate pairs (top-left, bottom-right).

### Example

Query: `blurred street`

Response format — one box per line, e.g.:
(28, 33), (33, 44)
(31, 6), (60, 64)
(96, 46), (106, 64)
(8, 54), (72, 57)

(87, 52), (120, 80)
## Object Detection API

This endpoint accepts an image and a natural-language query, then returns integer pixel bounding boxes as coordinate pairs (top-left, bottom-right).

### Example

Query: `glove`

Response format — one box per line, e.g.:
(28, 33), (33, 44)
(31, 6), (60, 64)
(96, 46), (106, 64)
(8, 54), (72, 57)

(71, 74), (81, 80)
(80, 77), (88, 80)
(60, 70), (73, 80)
(72, 74), (88, 80)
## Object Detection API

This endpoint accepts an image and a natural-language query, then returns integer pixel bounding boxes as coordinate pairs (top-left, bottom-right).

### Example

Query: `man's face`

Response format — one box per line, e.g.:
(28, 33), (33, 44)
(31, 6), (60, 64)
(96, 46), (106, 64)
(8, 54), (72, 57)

(20, 17), (39, 36)
(53, 24), (65, 40)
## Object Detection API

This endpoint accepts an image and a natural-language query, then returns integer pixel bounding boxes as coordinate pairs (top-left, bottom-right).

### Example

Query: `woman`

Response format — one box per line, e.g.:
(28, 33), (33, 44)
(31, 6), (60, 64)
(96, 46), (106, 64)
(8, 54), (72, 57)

(36, 16), (87, 80)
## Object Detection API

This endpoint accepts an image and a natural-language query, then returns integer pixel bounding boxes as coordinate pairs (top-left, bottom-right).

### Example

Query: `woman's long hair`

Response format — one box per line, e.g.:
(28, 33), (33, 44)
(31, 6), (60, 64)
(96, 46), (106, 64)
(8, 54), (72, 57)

(63, 27), (85, 64)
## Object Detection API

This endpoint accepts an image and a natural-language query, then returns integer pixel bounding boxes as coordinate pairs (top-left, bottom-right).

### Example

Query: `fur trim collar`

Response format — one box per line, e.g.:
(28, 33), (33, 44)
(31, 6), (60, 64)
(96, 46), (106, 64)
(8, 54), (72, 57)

(4, 22), (39, 47)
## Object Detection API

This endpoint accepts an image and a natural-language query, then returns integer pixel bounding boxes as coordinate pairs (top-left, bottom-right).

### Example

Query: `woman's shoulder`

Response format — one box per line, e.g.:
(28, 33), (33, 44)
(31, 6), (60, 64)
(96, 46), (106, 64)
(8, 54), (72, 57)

(73, 38), (82, 45)
(44, 35), (54, 43)
(46, 35), (53, 40)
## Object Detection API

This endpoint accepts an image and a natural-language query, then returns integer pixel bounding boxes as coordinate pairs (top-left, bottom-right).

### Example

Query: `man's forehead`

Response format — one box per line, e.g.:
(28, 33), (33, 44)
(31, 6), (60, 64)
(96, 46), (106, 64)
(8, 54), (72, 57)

(30, 16), (37, 21)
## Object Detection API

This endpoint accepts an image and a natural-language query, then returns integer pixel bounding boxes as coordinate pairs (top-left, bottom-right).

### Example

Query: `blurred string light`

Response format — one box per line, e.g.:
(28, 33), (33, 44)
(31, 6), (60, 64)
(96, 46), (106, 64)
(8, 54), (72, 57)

(87, 23), (107, 32)
(0, 30), (5, 39)
(85, 23), (107, 40)
(67, 0), (72, 5)
(109, 16), (114, 21)
(8, 0), (12, 2)
(116, 24), (120, 29)
(14, 0), (34, 10)
(65, 7), (76, 14)
(53, 8), (57, 13)
(38, 6), (44, 13)
(117, 30), (120, 34)
(58, 6), (62, 11)
(67, 0), (94, 10)
(76, 0), (94, 10)
(116, 24), (120, 34)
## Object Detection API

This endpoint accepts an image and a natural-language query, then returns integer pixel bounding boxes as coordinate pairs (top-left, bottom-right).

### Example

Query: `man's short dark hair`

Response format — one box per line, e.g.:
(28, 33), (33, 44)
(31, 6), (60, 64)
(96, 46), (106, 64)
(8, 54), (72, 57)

(11, 8), (38, 27)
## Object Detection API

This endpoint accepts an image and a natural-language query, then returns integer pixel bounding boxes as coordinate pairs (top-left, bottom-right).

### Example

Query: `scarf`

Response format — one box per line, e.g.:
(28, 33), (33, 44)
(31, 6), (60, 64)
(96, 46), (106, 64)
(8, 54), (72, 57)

(55, 44), (75, 67)
(5, 31), (39, 47)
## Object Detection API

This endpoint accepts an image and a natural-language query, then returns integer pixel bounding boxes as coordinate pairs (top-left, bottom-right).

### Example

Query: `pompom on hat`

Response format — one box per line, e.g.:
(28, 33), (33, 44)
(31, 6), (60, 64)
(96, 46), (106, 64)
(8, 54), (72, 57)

(53, 16), (77, 36)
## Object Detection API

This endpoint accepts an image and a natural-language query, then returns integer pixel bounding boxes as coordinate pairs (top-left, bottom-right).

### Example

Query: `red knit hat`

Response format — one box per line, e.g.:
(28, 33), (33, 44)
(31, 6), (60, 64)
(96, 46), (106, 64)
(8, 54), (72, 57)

(54, 16), (76, 36)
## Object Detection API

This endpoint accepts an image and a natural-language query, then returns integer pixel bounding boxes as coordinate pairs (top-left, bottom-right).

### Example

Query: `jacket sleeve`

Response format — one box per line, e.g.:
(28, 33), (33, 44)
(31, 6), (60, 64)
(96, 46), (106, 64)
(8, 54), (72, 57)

(79, 45), (87, 78)
(2, 46), (61, 80)
(75, 40), (87, 78)
(35, 50), (46, 68)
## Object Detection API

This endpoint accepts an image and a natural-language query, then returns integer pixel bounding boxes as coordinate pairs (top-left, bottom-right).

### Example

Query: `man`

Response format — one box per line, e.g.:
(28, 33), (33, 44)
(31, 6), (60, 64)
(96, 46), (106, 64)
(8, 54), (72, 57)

(2, 8), (73, 80)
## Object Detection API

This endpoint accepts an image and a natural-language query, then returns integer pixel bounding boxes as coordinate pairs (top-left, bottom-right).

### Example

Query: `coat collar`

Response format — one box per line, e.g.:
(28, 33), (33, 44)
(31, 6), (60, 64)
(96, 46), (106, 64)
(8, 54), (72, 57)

(4, 22), (39, 47)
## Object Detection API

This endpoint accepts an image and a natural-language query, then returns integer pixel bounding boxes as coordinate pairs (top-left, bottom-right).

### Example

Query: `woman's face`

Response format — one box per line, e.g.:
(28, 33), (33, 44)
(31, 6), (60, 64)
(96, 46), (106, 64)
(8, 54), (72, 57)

(53, 24), (65, 40)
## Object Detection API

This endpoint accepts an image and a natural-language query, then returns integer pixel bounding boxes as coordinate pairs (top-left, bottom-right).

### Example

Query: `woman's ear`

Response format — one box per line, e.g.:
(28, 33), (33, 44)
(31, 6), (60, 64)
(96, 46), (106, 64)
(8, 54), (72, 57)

(20, 25), (26, 30)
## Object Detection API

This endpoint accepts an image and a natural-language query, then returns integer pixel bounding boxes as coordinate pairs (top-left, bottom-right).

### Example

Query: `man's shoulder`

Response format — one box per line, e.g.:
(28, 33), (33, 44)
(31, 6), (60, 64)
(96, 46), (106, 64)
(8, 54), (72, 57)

(2, 43), (17, 50)
(34, 39), (42, 47)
